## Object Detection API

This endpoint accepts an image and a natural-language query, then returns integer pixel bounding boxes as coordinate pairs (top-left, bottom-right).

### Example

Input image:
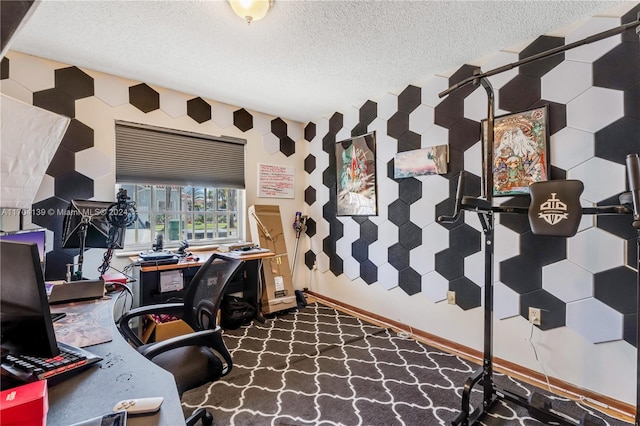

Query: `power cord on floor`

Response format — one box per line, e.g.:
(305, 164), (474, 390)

(397, 325), (414, 339)
(525, 317), (626, 423)
(525, 315), (552, 393)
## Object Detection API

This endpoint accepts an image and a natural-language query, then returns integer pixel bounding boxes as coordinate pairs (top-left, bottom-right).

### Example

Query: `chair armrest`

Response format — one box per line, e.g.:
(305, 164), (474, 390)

(139, 328), (233, 376)
(117, 303), (184, 347)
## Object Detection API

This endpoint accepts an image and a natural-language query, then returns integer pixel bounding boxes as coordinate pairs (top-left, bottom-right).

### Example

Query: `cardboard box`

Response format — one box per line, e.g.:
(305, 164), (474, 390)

(141, 315), (194, 343)
(248, 205), (298, 314)
(0, 380), (48, 426)
(262, 295), (297, 314)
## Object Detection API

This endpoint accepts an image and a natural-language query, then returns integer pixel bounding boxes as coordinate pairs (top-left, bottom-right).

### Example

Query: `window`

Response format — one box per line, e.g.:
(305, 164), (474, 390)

(114, 121), (246, 249)
(117, 184), (244, 248)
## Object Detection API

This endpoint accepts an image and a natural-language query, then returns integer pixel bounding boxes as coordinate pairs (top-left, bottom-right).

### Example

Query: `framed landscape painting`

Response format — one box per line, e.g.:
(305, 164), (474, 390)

(483, 106), (550, 197)
(394, 144), (448, 178)
(335, 132), (377, 216)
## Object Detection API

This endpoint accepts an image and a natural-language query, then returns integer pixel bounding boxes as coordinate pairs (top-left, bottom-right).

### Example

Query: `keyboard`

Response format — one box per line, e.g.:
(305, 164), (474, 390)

(138, 251), (176, 261)
(139, 256), (179, 267)
(1, 342), (101, 386)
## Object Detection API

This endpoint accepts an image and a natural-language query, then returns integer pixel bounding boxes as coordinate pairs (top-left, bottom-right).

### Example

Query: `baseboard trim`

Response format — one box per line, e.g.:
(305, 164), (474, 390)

(306, 290), (635, 422)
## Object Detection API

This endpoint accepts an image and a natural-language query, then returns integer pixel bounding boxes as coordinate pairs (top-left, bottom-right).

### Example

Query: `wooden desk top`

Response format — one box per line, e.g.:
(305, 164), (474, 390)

(131, 250), (275, 272)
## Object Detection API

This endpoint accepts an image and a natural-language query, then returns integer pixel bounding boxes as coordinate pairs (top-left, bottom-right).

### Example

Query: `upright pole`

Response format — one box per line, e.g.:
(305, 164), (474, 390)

(636, 229), (640, 426)
(478, 76), (496, 408)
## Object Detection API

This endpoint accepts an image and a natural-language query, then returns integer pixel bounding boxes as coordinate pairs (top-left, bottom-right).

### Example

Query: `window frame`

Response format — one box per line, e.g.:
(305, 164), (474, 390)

(117, 183), (246, 251)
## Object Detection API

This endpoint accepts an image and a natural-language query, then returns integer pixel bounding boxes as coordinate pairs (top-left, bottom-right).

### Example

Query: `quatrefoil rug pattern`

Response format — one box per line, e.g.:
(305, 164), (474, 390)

(181, 303), (629, 425)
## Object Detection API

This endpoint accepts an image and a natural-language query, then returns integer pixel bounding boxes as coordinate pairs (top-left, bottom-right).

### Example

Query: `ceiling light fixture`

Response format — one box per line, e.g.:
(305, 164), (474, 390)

(229, 0), (273, 24)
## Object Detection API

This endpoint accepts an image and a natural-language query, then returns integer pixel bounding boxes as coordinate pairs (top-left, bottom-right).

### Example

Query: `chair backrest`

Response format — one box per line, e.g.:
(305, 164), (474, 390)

(528, 180), (584, 237)
(181, 254), (243, 331)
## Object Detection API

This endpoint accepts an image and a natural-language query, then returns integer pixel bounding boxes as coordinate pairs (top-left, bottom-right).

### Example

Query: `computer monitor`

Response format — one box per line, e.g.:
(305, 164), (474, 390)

(0, 228), (46, 266)
(0, 240), (59, 358)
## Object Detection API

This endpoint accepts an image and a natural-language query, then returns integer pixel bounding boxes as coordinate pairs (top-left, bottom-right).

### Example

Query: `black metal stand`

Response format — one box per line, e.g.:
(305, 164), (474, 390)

(636, 228), (640, 426)
(437, 15), (640, 426)
(72, 217), (90, 281)
(98, 189), (137, 276)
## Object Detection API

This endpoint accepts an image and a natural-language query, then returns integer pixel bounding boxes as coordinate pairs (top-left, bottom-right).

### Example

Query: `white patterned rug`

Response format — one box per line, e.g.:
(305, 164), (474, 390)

(181, 303), (630, 426)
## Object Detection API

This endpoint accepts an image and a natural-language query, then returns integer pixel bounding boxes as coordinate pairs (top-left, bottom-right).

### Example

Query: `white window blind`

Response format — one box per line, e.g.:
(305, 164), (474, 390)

(115, 121), (246, 188)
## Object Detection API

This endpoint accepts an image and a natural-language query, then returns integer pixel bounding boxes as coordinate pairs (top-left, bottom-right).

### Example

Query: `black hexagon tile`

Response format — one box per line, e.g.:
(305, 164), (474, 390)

(387, 111), (409, 139)
(304, 154), (316, 174)
(520, 289), (566, 331)
(398, 85), (421, 114)
(233, 108), (253, 131)
(519, 36), (565, 78)
(1, 57), (9, 80)
(304, 122), (316, 141)
(388, 199), (410, 226)
(46, 147), (75, 177)
(55, 66), (94, 100)
(594, 42), (640, 91)
(435, 249), (464, 281)
(304, 217), (317, 238)
(33, 87), (75, 118)
(359, 100), (377, 127)
(359, 220), (378, 244)
(280, 136), (295, 157)
(54, 171), (94, 201)
(129, 83), (159, 113)
(450, 276), (481, 310)
(434, 96), (464, 129)
(594, 266), (637, 315)
(500, 256), (542, 294)
(388, 243), (410, 271)
(304, 186), (317, 206)
(60, 119), (94, 152)
(499, 74), (541, 112)
(398, 267), (421, 295)
(399, 222), (421, 250)
(360, 260), (377, 284)
(187, 97), (211, 123)
(398, 178), (422, 205)
(329, 113), (343, 135)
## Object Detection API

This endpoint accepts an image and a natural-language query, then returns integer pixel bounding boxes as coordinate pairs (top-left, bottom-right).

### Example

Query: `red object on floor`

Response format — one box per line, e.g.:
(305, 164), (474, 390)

(0, 380), (48, 426)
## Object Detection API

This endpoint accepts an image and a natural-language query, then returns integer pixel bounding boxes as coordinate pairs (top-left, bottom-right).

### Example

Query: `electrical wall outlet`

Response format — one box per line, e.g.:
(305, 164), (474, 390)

(528, 307), (541, 326)
(447, 291), (456, 305)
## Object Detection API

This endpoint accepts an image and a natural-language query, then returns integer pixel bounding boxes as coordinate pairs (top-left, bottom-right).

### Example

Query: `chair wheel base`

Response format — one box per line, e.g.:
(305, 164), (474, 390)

(202, 411), (214, 426)
(186, 407), (214, 426)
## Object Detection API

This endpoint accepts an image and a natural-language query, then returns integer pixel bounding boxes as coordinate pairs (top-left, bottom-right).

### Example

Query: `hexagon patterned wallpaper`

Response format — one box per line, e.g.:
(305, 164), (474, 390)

(0, 54), (300, 281)
(303, 7), (640, 346)
(1, 4), (638, 359)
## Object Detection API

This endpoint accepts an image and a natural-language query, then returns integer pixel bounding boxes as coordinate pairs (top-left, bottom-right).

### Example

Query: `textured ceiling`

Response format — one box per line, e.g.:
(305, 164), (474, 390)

(9, 0), (633, 123)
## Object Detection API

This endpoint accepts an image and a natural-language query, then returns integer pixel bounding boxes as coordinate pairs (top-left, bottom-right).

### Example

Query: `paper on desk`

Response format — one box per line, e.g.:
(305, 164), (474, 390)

(52, 299), (112, 347)
(222, 248), (272, 258)
(160, 270), (183, 293)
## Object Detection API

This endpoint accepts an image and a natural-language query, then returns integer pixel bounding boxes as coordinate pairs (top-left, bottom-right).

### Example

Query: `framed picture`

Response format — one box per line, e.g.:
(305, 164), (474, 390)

(394, 144), (448, 178)
(483, 106), (550, 197)
(335, 131), (377, 216)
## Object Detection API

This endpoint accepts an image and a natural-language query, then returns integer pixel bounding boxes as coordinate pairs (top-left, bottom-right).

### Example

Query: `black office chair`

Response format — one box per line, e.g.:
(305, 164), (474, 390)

(118, 253), (243, 426)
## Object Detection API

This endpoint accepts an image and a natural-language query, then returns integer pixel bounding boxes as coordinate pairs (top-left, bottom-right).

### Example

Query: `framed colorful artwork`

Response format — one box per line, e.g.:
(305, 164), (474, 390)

(483, 106), (550, 197)
(393, 144), (448, 178)
(335, 131), (377, 216)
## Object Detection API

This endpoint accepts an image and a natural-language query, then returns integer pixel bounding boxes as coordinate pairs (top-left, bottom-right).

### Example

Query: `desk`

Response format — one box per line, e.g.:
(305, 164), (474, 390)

(130, 250), (274, 311)
(47, 294), (185, 426)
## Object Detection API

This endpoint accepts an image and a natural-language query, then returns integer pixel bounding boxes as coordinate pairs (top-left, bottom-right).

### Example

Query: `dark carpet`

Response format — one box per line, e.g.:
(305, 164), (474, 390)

(181, 303), (630, 425)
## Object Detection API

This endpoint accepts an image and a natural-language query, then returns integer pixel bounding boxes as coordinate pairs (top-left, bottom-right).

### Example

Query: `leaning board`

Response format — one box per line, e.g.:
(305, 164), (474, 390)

(248, 205), (297, 314)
